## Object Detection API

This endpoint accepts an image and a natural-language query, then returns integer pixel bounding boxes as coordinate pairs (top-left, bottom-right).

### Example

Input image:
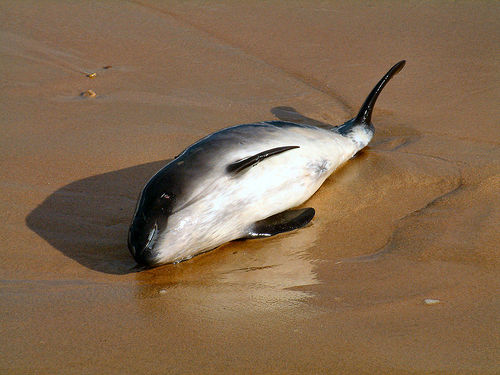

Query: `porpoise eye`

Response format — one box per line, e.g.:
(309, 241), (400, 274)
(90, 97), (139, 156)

(155, 192), (175, 214)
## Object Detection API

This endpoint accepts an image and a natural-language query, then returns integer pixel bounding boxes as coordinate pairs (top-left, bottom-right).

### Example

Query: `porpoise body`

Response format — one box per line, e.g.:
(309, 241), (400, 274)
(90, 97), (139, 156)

(128, 61), (406, 267)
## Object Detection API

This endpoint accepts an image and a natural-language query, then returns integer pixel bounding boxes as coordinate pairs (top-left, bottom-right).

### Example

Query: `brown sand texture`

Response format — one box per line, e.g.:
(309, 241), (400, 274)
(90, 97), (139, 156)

(1, 1), (499, 374)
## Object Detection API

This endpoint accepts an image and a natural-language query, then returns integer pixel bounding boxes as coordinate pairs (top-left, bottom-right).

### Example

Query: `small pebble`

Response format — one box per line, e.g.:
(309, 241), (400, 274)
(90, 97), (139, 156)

(86, 72), (97, 78)
(81, 89), (96, 98)
(423, 298), (441, 305)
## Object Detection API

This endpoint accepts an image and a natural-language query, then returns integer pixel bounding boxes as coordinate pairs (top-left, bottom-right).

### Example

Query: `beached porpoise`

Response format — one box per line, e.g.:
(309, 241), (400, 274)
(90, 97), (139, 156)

(128, 60), (406, 267)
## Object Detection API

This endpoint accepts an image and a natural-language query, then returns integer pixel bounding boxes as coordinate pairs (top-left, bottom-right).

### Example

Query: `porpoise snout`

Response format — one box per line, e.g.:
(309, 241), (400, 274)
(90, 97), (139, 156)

(128, 219), (161, 267)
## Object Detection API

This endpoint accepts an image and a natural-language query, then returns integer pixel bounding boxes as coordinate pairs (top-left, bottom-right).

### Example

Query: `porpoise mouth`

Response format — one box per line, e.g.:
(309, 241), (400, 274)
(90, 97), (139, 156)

(128, 222), (161, 267)
(146, 223), (159, 250)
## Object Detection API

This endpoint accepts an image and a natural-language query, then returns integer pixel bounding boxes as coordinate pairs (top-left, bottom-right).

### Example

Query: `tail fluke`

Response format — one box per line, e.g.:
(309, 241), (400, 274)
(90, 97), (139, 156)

(338, 60), (405, 135)
(354, 60), (406, 126)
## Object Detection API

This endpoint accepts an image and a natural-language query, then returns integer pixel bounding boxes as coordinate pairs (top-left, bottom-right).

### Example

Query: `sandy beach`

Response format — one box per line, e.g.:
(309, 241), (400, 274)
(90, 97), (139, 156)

(1, 0), (499, 373)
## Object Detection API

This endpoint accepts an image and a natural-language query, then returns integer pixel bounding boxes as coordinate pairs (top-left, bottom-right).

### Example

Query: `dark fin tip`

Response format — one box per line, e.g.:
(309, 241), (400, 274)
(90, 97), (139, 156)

(227, 145), (300, 174)
(354, 60), (406, 126)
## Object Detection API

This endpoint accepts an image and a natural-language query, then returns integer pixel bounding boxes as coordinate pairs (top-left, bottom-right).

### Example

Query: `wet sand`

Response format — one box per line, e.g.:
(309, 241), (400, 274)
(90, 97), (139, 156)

(1, 0), (499, 373)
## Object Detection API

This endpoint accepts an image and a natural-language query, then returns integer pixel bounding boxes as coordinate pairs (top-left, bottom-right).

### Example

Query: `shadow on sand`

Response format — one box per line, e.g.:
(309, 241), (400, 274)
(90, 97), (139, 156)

(26, 160), (169, 275)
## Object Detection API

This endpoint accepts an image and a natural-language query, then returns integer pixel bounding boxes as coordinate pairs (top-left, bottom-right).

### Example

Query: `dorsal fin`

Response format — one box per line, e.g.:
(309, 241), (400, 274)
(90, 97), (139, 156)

(226, 146), (299, 174)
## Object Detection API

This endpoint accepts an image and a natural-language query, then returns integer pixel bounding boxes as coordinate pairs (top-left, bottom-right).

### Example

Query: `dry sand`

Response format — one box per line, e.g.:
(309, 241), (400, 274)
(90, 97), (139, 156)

(1, 0), (499, 373)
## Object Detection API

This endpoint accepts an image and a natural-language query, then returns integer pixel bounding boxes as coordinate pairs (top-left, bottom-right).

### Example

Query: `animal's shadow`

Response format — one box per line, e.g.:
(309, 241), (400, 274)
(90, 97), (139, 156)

(25, 108), (335, 275)
(271, 106), (334, 129)
(26, 160), (168, 275)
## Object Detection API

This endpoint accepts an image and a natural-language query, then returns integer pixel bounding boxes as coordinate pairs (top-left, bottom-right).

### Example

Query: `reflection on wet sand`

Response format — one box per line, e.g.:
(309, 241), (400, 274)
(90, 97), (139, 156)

(135, 222), (320, 312)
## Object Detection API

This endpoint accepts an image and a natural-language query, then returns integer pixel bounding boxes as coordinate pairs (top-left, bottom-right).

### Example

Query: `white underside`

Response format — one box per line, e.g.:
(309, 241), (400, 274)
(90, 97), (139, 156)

(154, 125), (370, 264)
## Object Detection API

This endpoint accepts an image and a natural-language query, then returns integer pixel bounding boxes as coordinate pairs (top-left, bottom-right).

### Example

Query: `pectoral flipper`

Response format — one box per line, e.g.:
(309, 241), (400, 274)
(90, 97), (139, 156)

(244, 207), (315, 238)
(226, 146), (300, 174)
